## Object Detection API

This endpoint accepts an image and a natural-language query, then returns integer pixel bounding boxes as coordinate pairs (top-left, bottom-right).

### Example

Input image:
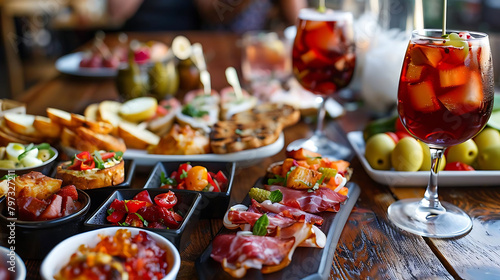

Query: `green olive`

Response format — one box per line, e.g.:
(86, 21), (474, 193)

(419, 141), (446, 171)
(473, 128), (500, 153)
(364, 133), (396, 170)
(446, 139), (478, 166)
(37, 149), (52, 161)
(391, 137), (423, 172)
(477, 145), (500, 170)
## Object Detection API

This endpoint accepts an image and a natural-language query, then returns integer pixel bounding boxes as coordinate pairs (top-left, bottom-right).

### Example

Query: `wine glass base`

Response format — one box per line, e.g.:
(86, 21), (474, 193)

(287, 133), (352, 160)
(388, 198), (472, 238)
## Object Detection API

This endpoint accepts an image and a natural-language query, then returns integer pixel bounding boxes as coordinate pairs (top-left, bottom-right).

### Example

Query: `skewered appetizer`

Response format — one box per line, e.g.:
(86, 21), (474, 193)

(56, 151), (124, 190)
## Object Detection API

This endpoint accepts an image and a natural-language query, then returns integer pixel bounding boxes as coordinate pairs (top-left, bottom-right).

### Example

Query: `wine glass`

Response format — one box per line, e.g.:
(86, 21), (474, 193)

(388, 29), (494, 238)
(287, 8), (356, 159)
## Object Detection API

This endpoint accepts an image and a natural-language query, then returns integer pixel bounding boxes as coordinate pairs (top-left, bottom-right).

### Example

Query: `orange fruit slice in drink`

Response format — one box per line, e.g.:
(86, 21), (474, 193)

(437, 72), (483, 115)
(407, 81), (441, 113)
(410, 45), (443, 68)
(439, 65), (467, 88)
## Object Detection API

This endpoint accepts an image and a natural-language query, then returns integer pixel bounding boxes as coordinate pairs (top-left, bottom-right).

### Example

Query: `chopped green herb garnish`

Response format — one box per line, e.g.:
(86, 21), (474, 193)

(268, 175), (286, 185)
(269, 190), (283, 203)
(160, 172), (177, 186)
(135, 213), (148, 227)
(182, 104), (209, 118)
(180, 170), (188, 180)
(107, 208), (114, 215)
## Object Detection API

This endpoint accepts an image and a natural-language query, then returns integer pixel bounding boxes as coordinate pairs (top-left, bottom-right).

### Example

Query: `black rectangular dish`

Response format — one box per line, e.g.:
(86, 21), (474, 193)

(84, 188), (201, 250)
(52, 159), (136, 215)
(195, 181), (361, 280)
(144, 161), (236, 219)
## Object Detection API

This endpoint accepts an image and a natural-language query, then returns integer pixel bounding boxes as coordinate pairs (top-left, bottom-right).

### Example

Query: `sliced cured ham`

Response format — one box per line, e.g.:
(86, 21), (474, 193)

(265, 185), (347, 213)
(227, 209), (296, 229)
(211, 234), (294, 278)
(258, 200), (324, 225)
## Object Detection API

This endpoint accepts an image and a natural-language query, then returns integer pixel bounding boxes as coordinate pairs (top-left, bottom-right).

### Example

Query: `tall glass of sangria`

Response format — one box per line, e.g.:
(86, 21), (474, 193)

(288, 8), (356, 159)
(388, 29), (494, 238)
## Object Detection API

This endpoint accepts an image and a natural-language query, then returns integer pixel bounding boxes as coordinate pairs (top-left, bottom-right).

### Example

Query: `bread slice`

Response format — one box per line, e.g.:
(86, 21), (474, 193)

(0, 118), (44, 144)
(84, 103), (99, 121)
(97, 100), (123, 128)
(33, 116), (62, 138)
(56, 160), (125, 190)
(75, 127), (127, 152)
(60, 127), (77, 148)
(70, 113), (114, 134)
(47, 108), (73, 127)
(118, 122), (160, 149)
(4, 113), (38, 136)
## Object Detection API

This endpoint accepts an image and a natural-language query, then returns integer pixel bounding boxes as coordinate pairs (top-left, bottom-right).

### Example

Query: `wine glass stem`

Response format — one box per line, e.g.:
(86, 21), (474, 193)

(418, 148), (446, 215)
(315, 96), (327, 135)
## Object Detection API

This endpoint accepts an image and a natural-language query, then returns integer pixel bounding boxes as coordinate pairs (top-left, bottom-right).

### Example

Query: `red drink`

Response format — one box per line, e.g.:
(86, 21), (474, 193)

(398, 30), (494, 147)
(292, 9), (356, 96)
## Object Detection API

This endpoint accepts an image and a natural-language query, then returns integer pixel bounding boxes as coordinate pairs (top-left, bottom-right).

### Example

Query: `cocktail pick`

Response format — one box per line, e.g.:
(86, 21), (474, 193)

(225, 67), (243, 100)
(200, 70), (211, 95)
(192, 43), (207, 71)
(172, 35), (192, 60)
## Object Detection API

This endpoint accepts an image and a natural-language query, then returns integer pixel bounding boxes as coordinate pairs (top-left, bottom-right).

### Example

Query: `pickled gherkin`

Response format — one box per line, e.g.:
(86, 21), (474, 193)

(248, 188), (271, 203)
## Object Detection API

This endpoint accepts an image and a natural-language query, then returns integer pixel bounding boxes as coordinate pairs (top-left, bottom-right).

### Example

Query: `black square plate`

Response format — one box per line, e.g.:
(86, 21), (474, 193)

(144, 161), (235, 219)
(84, 188), (201, 250)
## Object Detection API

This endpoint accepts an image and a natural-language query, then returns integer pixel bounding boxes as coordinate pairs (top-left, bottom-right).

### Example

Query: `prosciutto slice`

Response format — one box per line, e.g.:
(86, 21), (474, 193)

(259, 200), (324, 225)
(227, 210), (296, 229)
(265, 185), (347, 213)
(211, 234), (294, 278)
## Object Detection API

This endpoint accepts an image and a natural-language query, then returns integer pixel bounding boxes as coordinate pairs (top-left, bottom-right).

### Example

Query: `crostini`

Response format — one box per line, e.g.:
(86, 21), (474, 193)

(56, 151), (125, 190)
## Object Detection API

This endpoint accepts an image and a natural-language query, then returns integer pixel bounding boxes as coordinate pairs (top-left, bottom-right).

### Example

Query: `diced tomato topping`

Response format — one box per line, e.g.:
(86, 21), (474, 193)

(109, 199), (126, 212)
(159, 207), (181, 229)
(125, 213), (144, 227)
(444, 162), (475, 171)
(207, 172), (220, 192)
(175, 163), (192, 182)
(125, 200), (147, 214)
(133, 190), (154, 206)
(154, 191), (177, 209)
(107, 210), (126, 224)
(214, 171), (228, 187)
(100, 152), (115, 160)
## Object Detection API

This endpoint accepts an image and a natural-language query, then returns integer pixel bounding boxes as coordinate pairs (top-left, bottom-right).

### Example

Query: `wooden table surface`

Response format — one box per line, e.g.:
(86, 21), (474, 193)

(15, 31), (500, 280)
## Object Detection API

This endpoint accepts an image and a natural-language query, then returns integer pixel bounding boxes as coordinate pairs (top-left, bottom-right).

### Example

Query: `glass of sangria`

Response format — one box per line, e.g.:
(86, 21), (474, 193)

(288, 8), (356, 159)
(388, 29), (494, 238)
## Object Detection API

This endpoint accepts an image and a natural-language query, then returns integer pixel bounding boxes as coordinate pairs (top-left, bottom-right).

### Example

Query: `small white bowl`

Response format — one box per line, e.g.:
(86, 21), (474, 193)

(40, 227), (181, 280)
(0, 246), (26, 280)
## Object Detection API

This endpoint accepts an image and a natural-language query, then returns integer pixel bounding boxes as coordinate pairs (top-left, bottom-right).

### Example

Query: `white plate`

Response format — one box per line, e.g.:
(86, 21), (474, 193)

(40, 227), (180, 280)
(347, 131), (500, 187)
(123, 132), (285, 167)
(55, 52), (117, 77)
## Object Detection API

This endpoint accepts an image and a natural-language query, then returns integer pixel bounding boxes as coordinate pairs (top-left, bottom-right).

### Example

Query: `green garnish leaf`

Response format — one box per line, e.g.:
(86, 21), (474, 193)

(135, 213), (148, 227)
(182, 104), (209, 118)
(180, 170), (188, 180)
(114, 151), (123, 160)
(311, 173), (327, 191)
(93, 151), (105, 170)
(0, 174), (17, 181)
(160, 172), (177, 186)
(269, 190), (283, 203)
(253, 214), (269, 236)
(118, 222), (130, 227)
(268, 175), (286, 185)
(235, 128), (243, 135)
(107, 208), (114, 215)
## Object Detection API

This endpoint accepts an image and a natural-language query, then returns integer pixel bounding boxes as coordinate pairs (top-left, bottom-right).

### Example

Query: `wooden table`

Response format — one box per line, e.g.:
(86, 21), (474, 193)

(16, 32), (500, 280)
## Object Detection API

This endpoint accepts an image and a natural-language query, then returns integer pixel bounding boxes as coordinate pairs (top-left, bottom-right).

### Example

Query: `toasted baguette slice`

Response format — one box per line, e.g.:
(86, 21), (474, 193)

(47, 108), (73, 127)
(70, 113), (114, 134)
(97, 100), (123, 128)
(60, 127), (77, 148)
(75, 127), (127, 152)
(33, 116), (62, 138)
(0, 125), (29, 146)
(56, 160), (125, 190)
(4, 113), (39, 136)
(0, 118), (44, 144)
(84, 103), (99, 121)
(118, 122), (160, 149)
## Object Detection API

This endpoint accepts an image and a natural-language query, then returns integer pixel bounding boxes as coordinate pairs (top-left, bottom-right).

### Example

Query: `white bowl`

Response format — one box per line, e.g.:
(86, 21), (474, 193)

(40, 227), (181, 280)
(0, 246), (26, 280)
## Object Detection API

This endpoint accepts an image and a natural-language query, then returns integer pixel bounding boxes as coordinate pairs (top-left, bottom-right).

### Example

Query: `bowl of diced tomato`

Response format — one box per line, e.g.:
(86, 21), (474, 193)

(84, 188), (201, 250)
(144, 161), (235, 219)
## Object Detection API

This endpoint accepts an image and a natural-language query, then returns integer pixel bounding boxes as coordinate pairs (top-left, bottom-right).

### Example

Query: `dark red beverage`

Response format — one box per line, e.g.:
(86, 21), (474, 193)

(398, 30), (494, 147)
(292, 9), (356, 96)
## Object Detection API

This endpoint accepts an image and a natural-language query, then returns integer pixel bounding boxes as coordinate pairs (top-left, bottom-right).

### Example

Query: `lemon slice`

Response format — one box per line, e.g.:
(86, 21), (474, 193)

(119, 97), (158, 122)
(172, 35), (192, 60)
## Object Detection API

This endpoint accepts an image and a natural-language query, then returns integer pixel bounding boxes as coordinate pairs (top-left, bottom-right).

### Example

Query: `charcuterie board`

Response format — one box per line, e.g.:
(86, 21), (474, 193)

(195, 180), (360, 280)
